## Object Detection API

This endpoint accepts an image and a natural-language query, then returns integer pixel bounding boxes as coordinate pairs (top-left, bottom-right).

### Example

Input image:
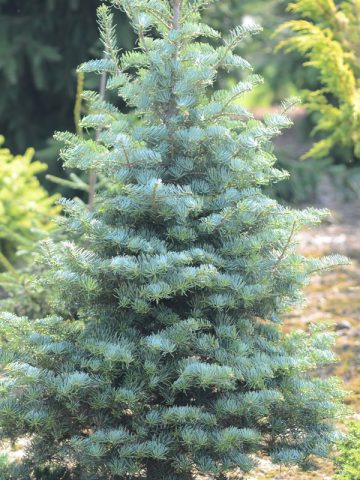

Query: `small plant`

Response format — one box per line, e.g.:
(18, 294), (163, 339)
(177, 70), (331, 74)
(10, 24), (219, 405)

(277, 0), (360, 163)
(0, 1), (347, 479)
(335, 420), (360, 480)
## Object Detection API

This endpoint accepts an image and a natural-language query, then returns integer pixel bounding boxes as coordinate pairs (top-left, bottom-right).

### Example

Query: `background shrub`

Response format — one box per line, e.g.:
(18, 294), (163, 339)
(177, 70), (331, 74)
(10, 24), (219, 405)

(335, 420), (360, 480)
(0, 136), (59, 265)
(0, 136), (59, 317)
(278, 0), (360, 164)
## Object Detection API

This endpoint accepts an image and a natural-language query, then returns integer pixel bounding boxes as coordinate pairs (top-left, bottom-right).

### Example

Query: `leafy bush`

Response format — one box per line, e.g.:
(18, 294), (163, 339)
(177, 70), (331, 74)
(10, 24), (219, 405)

(0, 137), (60, 317)
(0, 135), (59, 265)
(0, 1), (347, 479)
(335, 420), (360, 480)
(277, 0), (360, 163)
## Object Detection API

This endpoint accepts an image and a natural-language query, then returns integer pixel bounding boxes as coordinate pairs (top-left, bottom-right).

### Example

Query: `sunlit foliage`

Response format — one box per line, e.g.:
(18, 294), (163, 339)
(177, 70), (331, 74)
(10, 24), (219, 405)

(0, 136), (59, 265)
(278, 0), (360, 163)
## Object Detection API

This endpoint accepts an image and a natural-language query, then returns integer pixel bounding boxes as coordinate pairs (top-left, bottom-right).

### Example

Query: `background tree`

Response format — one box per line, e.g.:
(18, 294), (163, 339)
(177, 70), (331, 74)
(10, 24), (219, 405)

(0, 1), (346, 479)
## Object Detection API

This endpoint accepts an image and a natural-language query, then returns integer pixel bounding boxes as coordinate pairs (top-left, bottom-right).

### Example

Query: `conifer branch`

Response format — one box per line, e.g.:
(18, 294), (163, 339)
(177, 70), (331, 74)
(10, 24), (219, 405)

(120, 141), (131, 168)
(74, 71), (85, 138)
(88, 70), (107, 211)
(171, 0), (182, 29)
(143, 7), (171, 30)
(138, 27), (149, 53)
(214, 24), (262, 70)
(115, 1), (172, 30)
(273, 221), (297, 269)
(151, 180), (162, 209)
(213, 79), (262, 120)
(163, 0), (182, 165)
(97, 4), (120, 70)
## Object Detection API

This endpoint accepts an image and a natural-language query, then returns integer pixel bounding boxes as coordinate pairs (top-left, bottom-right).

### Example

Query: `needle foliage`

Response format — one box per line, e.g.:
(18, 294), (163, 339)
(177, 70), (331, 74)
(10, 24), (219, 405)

(0, 2), (347, 479)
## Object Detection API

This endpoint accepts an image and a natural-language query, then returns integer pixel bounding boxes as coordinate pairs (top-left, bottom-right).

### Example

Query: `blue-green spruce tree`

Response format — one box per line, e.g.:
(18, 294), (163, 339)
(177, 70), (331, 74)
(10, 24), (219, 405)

(0, 1), (346, 478)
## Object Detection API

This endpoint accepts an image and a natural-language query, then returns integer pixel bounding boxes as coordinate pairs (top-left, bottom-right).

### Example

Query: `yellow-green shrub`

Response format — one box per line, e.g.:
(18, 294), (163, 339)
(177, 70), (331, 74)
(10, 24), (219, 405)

(0, 135), (59, 267)
(335, 420), (360, 480)
(277, 0), (360, 162)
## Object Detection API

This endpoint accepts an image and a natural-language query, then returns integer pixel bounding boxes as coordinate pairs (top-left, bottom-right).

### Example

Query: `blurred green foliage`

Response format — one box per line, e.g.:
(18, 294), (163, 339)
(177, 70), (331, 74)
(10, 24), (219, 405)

(335, 420), (360, 480)
(207, 0), (308, 105)
(278, 0), (360, 164)
(0, 137), (60, 317)
(0, 136), (59, 264)
(0, 260), (55, 318)
(0, 136), (59, 317)
(270, 151), (330, 204)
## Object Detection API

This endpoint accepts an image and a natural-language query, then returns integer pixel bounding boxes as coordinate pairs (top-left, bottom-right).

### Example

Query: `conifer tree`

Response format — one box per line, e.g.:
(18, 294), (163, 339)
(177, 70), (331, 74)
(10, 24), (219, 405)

(0, 1), (347, 479)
